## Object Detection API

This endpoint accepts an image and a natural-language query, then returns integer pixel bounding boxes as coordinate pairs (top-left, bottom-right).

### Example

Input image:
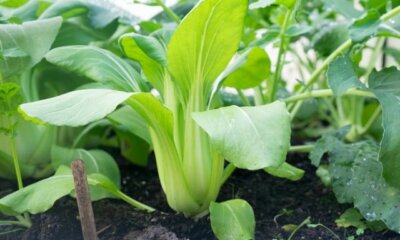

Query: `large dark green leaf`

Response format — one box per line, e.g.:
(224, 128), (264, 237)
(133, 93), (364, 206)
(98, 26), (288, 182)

(312, 24), (349, 57)
(327, 55), (365, 96)
(368, 67), (400, 188)
(0, 17), (62, 78)
(193, 101), (291, 170)
(45, 46), (147, 92)
(19, 89), (133, 127)
(310, 136), (400, 233)
(210, 199), (255, 240)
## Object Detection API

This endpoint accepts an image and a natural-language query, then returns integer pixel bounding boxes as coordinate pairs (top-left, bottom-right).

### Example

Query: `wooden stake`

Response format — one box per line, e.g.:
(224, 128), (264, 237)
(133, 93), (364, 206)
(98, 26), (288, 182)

(71, 160), (97, 240)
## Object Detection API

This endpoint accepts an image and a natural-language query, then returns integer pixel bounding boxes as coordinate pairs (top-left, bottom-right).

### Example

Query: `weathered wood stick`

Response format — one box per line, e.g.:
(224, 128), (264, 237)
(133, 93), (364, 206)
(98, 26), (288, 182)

(71, 160), (97, 240)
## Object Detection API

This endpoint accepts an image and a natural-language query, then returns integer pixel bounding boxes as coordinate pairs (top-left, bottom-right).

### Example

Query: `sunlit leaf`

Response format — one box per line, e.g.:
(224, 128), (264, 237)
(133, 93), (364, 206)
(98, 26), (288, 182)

(210, 199), (255, 240)
(193, 101), (291, 170)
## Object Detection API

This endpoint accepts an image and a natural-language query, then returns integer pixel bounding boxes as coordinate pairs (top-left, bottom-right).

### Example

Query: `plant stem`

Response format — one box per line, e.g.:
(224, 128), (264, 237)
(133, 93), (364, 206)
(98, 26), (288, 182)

(289, 145), (314, 153)
(359, 106), (381, 135)
(365, 37), (385, 83)
(155, 0), (181, 24)
(267, 8), (292, 103)
(381, 6), (400, 21)
(285, 89), (375, 104)
(0, 220), (31, 228)
(6, 116), (23, 190)
(288, 216), (311, 240)
(222, 163), (236, 185)
(288, 5), (400, 111)
(236, 89), (251, 106)
(113, 190), (155, 212)
(253, 86), (265, 105)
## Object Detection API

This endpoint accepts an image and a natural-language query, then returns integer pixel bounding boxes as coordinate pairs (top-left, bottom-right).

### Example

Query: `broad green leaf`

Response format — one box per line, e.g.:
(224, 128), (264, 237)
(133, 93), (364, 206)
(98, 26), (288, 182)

(0, 115), (56, 179)
(312, 24), (349, 57)
(349, 10), (381, 43)
(19, 89), (133, 127)
(108, 105), (151, 144)
(224, 47), (271, 89)
(368, 67), (400, 188)
(0, 166), (74, 215)
(0, 166), (140, 216)
(264, 162), (304, 181)
(120, 33), (167, 93)
(310, 136), (400, 233)
(51, 146), (121, 200)
(45, 46), (147, 92)
(114, 130), (151, 167)
(51, 146), (120, 187)
(167, 0), (248, 102)
(0, 17), (62, 78)
(327, 55), (365, 96)
(193, 101), (291, 170)
(210, 199), (255, 240)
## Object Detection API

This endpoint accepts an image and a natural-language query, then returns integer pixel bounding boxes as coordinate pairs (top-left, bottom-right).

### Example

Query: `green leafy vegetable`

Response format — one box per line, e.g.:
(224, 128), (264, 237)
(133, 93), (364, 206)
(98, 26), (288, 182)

(193, 101), (290, 170)
(210, 199), (255, 240)
(45, 46), (147, 92)
(223, 47), (271, 89)
(368, 67), (400, 188)
(0, 17), (62, 78)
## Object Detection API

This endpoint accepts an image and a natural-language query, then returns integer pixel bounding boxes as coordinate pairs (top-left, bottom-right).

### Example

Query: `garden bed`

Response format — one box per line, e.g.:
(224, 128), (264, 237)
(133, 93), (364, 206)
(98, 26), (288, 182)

(1, 152), (398, 240)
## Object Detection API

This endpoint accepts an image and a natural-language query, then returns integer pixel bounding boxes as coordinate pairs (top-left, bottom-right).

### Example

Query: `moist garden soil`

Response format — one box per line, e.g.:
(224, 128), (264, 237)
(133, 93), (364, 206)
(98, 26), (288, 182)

(1, 151), (400, 240)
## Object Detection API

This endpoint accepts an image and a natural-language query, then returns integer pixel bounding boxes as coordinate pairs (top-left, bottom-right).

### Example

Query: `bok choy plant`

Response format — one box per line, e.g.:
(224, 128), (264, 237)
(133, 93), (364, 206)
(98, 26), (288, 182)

(17, 0), (292, 217)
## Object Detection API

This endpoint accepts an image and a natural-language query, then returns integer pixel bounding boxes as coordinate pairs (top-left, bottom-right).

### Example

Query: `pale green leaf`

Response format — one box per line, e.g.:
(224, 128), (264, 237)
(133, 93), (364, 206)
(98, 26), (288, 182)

(224, 47), (271, 89)
(193, 101), (291, 170)
(264, 162), (304, 181)
(0, 17), (62, 78)
(120, 32), (168, 94)
(0, 166), (135, 216)
(51, 146), (121, 200)
(0, 166), (74, 215)
(250, 0), (296, 9)
(19, 89), (133, 127)
(45, 46), (147, 92)
(107, 105), (151, 144)
(167, 0), (248, 102)
(51, 146), (120, 187)
(210, 199), (255, 240)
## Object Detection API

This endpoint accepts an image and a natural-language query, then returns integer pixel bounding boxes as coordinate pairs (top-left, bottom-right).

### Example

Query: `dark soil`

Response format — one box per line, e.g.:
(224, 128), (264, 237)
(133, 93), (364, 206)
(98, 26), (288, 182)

(1, 152), (400, 240)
